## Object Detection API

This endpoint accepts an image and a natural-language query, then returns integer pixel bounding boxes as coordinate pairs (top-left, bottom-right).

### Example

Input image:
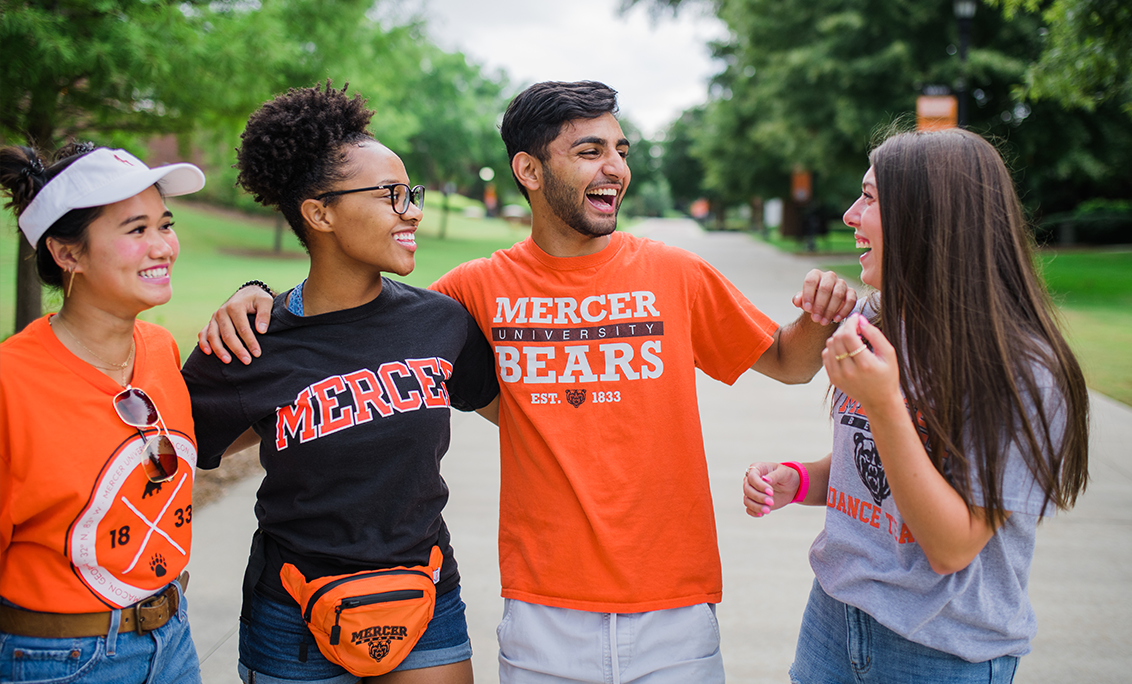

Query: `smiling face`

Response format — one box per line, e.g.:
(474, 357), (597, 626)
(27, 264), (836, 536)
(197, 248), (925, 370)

(318, 141), (420, 277)
(843, 166), (883, 288)
(67, 185), (179, 315)
(537, 112), (630, 240)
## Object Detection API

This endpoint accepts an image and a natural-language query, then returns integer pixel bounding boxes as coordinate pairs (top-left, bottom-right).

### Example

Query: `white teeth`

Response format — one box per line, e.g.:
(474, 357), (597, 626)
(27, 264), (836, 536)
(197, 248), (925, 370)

(140, 266), (168, 279)
(394, 231), (416, 244)
(587, 188), (617, 196)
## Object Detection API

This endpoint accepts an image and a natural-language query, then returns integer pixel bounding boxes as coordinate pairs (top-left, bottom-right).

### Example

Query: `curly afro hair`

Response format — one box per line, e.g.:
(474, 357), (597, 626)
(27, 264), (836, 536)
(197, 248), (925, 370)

(235, 80), (374, 248)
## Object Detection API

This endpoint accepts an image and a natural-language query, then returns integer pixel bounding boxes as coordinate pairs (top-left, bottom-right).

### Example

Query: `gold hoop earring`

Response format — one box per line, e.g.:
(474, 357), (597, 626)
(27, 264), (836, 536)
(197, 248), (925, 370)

(66, 269), (76, 298)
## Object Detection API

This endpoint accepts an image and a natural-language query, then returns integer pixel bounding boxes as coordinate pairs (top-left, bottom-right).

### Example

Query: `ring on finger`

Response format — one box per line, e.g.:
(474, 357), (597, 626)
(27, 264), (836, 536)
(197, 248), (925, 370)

(837, 344), (869, 360)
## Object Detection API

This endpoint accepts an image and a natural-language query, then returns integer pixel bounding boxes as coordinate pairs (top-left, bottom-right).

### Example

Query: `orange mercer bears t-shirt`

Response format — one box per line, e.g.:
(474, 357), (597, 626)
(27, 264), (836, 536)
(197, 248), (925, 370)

(0, 316), (196, 613)
(433, 231), (778, 612)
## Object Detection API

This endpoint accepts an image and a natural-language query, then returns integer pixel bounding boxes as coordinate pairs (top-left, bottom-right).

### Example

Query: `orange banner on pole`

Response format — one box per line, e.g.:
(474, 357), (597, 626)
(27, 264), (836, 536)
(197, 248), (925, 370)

(791, 168), (812, 203)
(917, 95), (958, 131)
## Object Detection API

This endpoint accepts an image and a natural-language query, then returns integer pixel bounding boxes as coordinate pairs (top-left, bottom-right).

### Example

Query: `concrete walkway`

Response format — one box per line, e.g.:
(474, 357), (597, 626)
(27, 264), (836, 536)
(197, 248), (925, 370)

(187, 218), (1132, 683)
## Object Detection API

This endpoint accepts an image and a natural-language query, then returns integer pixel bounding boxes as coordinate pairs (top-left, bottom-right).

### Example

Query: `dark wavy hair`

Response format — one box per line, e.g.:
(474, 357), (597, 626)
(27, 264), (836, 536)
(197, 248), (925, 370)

(500, 81), (619, 200)
(0, 141), (102, 288)
(235, 80), (374, 248)
(869, 128), (1089, 525)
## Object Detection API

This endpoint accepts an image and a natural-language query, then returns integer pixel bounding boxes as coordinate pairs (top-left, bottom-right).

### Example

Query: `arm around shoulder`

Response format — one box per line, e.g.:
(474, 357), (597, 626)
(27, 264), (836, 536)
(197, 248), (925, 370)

(444, 306), (500, 414)
(197, 284), (276, 365)
(474, 395), (500, 425)
(181, 347), (256, 469)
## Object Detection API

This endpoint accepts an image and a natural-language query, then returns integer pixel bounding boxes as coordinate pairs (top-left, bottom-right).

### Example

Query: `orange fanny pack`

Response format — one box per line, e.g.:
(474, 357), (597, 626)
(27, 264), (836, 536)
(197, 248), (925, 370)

(280, 546), (444, 677)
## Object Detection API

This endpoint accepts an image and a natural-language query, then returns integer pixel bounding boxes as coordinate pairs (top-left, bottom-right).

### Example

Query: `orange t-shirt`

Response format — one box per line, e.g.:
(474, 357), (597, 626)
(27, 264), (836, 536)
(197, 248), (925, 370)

(433, 232), (777, 612)
(0, 316), (196, 613)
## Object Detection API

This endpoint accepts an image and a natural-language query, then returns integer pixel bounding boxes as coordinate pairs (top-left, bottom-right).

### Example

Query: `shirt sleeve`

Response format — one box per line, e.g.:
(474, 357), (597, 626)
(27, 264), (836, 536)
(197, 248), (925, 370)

(446, 310), (500, 412)
(688, 256), (778, 385)
(430, 262), (467, 304)
(180, 348), (254, 470)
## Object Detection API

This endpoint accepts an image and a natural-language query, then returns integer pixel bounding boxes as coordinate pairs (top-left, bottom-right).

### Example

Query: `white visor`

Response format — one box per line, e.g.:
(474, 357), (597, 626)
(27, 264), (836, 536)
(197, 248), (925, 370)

(17, 148), (206, 247)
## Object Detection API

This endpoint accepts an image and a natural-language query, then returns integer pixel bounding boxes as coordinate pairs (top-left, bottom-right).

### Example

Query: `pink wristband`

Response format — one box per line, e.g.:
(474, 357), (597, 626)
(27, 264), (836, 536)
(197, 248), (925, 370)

(781, 461), (810, 504)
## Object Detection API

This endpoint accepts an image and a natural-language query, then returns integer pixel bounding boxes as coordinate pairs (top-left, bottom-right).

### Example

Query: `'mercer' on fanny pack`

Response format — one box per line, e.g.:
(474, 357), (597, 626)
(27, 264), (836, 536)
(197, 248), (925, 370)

(280, 546), (443, 677)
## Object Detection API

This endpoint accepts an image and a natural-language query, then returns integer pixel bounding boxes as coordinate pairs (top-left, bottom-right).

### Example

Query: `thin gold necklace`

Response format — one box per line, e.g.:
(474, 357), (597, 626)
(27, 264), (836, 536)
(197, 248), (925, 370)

(51, 314), (135, 373)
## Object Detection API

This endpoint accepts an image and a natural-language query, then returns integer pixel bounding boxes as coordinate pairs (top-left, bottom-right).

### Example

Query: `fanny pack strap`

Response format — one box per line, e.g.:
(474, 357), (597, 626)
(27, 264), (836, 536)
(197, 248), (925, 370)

(242, 532), (441, 626)
(240, 528), (267, 625)
(427, 545), (443, 582)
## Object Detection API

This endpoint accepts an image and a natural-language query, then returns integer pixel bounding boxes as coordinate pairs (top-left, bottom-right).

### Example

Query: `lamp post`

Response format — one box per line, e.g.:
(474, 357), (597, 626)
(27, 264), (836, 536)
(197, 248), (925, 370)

(954, 0), (977, 128)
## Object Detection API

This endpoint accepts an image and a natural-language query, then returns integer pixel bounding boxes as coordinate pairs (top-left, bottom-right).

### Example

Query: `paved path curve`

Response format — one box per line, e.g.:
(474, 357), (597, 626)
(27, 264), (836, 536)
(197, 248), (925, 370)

(188, 218), (1132, 683)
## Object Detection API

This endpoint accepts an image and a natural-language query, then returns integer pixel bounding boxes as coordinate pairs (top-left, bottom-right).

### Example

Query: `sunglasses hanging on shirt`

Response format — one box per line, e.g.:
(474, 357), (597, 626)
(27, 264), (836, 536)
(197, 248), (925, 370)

(114, 386), (178, 483)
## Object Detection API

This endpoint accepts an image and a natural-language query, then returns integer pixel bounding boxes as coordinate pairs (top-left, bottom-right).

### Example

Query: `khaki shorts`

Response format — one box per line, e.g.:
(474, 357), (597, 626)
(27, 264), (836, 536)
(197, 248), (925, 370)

(497, 598), (724, 684)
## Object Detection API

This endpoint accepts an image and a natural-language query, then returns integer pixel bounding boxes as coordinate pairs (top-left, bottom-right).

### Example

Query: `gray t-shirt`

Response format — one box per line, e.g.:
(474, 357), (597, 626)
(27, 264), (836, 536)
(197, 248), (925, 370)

(810, 304), (1062, 662)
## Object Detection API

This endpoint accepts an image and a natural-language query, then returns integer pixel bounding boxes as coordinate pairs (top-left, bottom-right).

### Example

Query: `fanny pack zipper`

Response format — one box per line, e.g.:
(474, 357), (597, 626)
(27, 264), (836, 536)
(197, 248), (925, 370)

(329, 589), (426, 645)
(303, 569), (431, 622)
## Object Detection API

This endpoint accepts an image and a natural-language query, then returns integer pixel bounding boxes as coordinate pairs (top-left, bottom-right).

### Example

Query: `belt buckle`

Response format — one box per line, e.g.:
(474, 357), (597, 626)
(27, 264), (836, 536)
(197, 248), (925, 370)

(133, 586), (174, 635)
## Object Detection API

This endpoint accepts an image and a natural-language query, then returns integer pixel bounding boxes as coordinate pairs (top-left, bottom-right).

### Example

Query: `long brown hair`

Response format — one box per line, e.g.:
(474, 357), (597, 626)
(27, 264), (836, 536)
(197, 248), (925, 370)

(869, 128), (1088, 526)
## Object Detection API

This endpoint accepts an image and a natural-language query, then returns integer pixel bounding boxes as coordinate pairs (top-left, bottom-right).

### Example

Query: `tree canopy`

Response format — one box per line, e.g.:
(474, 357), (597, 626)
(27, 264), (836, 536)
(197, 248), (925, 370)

(990, 0), (1132, 117)
(631, 0), (1131, 220)
(1, 0), (514, 330)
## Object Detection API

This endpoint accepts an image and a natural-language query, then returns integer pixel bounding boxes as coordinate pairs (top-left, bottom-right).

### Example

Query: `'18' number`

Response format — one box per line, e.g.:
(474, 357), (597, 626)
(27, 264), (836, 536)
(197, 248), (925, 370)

(108, 526), (130, 548)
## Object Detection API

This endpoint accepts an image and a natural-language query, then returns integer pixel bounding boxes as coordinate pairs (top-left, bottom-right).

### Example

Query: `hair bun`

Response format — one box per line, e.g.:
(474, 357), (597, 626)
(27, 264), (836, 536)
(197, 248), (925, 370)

(19, 156), (45, 178)
(0, 146), (49, 213)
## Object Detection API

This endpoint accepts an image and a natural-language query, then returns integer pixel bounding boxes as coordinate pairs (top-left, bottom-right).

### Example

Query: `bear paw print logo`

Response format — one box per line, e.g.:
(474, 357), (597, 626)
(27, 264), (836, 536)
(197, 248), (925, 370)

(149, 553), (168, 578)
(564, 389), (587, 408)
(853, 432), (890, 506)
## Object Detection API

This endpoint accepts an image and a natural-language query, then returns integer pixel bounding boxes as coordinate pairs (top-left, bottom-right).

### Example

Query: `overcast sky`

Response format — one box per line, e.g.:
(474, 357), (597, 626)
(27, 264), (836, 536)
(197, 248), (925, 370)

(412, 0), (728, 138)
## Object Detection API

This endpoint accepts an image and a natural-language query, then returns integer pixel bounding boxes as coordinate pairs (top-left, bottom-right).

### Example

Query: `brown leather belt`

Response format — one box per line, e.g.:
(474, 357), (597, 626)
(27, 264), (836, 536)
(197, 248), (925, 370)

(0, 572), (188, 638)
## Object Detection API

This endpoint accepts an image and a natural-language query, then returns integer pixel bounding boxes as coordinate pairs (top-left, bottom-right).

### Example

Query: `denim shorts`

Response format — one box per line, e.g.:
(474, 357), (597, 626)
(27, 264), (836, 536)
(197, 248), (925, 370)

(497, 598), (724, 684)
(238, 585), (471, 684)
(790, 579), (1019, 684)
(0, 580), (201, 684)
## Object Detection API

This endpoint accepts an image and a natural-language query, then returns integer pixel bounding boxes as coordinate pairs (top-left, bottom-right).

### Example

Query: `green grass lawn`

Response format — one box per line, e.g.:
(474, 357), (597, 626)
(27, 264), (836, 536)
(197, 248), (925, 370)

(0, 199), (526, 355)
(824, 249), (1132, 406)
(1036, 250), (1132, 406)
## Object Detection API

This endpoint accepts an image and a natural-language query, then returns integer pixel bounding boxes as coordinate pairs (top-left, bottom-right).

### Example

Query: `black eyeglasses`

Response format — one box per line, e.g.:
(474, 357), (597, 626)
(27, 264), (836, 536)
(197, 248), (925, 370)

(313, 183), (426, 215)
(114, 386), (177, 483)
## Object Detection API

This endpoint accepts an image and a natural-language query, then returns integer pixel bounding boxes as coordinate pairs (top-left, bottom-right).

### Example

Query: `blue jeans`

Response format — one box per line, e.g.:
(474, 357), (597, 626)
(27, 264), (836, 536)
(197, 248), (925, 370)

(790, 580), (1018, 684)
(238, 585), (471, 683)
(0, 581), (201, 684)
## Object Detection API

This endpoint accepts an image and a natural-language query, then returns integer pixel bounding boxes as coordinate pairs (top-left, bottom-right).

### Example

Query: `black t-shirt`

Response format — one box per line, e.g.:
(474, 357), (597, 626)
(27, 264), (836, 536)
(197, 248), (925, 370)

(182, 279), (498, 603)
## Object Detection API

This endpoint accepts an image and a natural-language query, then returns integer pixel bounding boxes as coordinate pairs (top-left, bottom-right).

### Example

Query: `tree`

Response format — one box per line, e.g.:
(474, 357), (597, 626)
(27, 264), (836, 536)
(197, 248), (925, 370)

(184, 2), (428, 213)
(660, 107), (707, 212)
(616, 118), (673, 218)
(632, 0), (1132, 227)
(0, 0), (458, 328)
(0, 0), (295, 330)
(990, 0), (1132, 117)
(661, 101), (785, 228)
(397, 46), (510, 197)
